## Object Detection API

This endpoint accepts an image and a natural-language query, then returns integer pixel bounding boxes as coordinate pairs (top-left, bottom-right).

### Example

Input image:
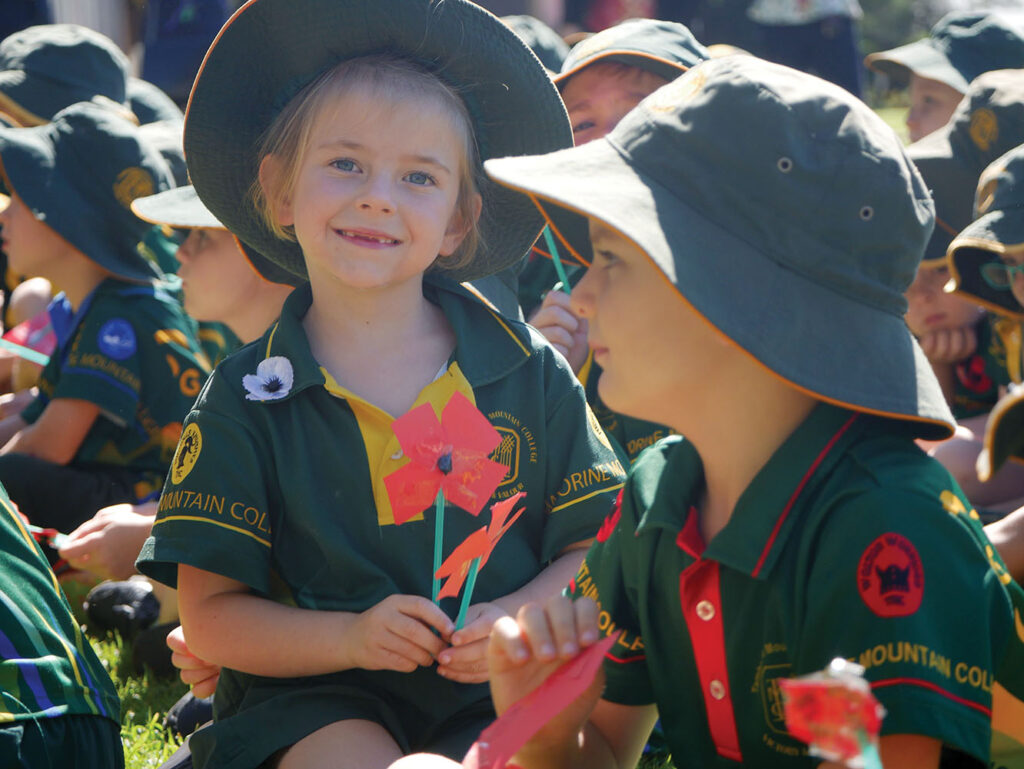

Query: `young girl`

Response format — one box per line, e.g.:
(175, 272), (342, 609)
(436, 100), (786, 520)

(136, 2), (625, 768)
(396, 57), (1024, 768)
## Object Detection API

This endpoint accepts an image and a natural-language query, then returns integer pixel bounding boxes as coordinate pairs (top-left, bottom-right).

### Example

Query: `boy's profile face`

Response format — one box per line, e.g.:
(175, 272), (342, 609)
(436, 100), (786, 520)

(906, 73), (963, 143)
(560, 62), (670, 146)
(0, 191), (68, 278)
(904, 263), (982, 338)
(176, 227), (264, 324)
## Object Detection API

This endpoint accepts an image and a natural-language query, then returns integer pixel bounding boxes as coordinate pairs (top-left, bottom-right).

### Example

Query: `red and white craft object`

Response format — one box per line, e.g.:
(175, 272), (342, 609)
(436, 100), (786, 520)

(779, 658), (885, 769)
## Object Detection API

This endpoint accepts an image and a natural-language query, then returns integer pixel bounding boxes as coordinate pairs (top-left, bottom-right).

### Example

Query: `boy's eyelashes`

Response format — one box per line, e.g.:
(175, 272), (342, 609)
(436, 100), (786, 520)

(571, 118), (596, 134)
(594, 248), (621, 268)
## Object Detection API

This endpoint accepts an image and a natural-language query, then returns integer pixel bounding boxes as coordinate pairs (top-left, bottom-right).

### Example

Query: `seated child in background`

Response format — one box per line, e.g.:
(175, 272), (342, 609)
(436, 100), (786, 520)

(403, 56), (1024, 769)
(0, 101), (209, 534)
(0, 481), (123, 767)
(903, 70), (1024, 512)
(524, 18), (708, 464)
(865, 11), (1024, 142)
(136, 1), (624, 767)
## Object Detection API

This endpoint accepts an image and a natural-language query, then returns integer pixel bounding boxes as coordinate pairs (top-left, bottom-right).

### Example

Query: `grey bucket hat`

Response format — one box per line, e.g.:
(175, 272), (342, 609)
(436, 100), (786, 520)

(183, 0), (572, 285)
(486, 57), (954, 439)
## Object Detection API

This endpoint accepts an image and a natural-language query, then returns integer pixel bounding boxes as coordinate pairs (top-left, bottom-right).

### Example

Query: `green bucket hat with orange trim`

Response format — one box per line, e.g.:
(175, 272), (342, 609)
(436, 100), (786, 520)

(183, 0), (572, 285)
(906, 69), (1024, 268)
(977, 384), (1024, 482)
(0, 24), (130, 126)
(486, 57), (955, 439)
(0, 99), (172, 282)
(948, 144), (1024, 320)
(131, 185), (301, 287)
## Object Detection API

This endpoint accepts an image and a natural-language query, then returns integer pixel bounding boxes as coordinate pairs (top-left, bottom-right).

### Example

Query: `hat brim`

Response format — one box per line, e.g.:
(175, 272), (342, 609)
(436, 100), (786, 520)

(865, 41), (969, 92)
(978, 385), (1024, 481)
(184, 0), (571, 285)
(907, 131), (976, 266)
(554, 52), (688, 88)
(0, 69), (111, 126)
(0, 123), (162, 282)
(486, 139), (955, 439)
(948, 211), (1024, 319)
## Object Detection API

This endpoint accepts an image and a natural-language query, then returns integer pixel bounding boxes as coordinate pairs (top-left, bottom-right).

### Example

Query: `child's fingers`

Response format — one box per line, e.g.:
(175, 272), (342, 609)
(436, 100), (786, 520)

(544, 595), (586, 659)
(540, 327), (574, 354)
(573, 598), (601, 647)
(190, 672), (219, 699)
(178, 665), (219, 685)
(488, 614), (531, 670)
(516, 602), (559, 661)
(56, 533), (98, 561)
(392, 595), (455, 638)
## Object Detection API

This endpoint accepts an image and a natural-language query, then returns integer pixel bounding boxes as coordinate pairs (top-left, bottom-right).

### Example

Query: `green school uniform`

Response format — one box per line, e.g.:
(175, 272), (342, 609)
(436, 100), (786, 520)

(570, 403), (1024, 766)
(0, 484), (123, 767)
(952, 313), (1020, 420)
(20, 277), (209, 501)
(138, 275), (625, 768)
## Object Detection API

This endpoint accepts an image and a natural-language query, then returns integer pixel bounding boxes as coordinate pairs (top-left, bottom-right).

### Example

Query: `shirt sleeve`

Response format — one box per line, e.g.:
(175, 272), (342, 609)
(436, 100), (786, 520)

(798, 485), (1013, 762)
(136, 370), (276, 593)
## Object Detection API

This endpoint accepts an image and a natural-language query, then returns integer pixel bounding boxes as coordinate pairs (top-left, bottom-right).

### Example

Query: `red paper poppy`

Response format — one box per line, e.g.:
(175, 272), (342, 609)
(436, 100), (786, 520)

(384, 392), (509, 524)
(596, 490), (623, 543)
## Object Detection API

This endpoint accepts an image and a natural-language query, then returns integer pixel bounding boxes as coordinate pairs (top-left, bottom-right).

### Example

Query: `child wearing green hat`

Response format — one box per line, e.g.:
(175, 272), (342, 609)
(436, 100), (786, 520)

(135, 1), (624, 767)
(416, 56), (1024, 768)
(0, 100), (210, 535)
(865, 11), (1024, 143)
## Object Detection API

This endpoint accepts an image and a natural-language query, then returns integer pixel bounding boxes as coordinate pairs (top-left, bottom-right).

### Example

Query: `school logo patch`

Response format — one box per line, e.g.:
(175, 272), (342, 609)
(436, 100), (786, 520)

(969, 108), (999, 152)
(647, 67), (706, 114)
(487, 410), (538, 498)
(113, 167), (155, 209)
(171, 423), (202, 485)
(857, 533), (924, 617)
(97, 318), (137, 360)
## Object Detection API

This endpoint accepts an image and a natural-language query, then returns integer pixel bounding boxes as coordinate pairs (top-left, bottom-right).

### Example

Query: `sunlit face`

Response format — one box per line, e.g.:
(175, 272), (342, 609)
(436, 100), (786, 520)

(906, 74), (963, 143)
(905, 263), (983, 336)
(263, 88), (473, 293)
(175, 227), (265, 323)
(570, 221), (731, 424)
(560, 62), (670, 145)
(0, 190), (68, 278)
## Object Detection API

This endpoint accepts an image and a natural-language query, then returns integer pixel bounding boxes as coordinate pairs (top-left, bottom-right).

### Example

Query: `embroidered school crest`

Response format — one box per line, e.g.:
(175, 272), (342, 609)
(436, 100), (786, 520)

(969, 108), (999, 152)
(171, 423), (203, 485)
(113, 167), (155, 208)
(857, 533), (924, 617)
(647, 67), (706, 113)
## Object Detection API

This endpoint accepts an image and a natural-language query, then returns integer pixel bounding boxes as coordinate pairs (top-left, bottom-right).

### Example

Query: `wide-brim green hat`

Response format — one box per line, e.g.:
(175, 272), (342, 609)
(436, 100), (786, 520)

(865, 11), (1024, 92)
(183, 0), (572, 285)
(0, 100), (170, 282)
(948, 144), (1024, 319)
(127, 77), (183, 125)
(502, 15), (570, 74)
(978, 385), (1024, 481)
(131, 185), (301, 287)
(487, 57), (954, 439)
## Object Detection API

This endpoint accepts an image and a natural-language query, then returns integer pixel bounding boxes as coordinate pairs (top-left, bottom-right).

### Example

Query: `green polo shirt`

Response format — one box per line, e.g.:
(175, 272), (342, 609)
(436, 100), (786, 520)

(21, 278), (210, 500)
(138, 275), (625, 767)
(570, 403), (1024, 766)
(0, 483), (120, 727)
(953, 314), (1019, 420)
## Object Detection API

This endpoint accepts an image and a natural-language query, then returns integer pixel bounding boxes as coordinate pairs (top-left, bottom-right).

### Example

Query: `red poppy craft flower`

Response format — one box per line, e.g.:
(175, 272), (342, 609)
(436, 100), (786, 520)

(384, 392), (509, 525)
(596, 490), (623, 543)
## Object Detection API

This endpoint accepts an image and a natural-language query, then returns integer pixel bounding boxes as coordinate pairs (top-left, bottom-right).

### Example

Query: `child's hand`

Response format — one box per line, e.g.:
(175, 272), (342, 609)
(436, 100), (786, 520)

(167, 625), (221, 698)
(349, 595), (454, 673)
(529, 290), (589, 373)
(918, 325), (978, 364)
(436, 602), (508, 683)
(59, 503), (154, 581)
(487, 596), (603, 746)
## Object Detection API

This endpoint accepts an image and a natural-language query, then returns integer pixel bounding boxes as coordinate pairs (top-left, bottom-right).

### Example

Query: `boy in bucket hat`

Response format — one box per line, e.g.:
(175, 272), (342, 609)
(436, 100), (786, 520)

(396, 57), (1024, 768)
(0, 100), (209, 534)
(865, 11), (1024, 143)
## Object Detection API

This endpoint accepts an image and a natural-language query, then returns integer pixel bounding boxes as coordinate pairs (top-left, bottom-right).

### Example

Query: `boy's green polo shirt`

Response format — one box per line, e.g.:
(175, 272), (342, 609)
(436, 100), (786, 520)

(21, 277), (209, 500)
(570, 403), (1023, 766)
(138, 275), (625, 767)
(953, 314), (1019, 420)
(0, 483), (120, 727)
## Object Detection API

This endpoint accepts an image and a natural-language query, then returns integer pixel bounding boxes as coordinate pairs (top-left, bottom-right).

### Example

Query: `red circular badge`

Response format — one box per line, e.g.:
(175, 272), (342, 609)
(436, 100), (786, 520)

(857, 533), (924, 617)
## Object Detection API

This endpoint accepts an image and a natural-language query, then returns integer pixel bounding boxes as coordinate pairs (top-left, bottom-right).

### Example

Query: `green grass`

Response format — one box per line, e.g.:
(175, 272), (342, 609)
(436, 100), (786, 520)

(876, 105), (910, 144)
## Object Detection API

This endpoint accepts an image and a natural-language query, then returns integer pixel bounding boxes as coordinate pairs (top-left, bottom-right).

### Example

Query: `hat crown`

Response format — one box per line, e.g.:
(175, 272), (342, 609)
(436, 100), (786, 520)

(977, 144), (1024, 216)
(931, 11), (1024, 84)
(608, 57), (933, 317)
(0, 24), (129, 106)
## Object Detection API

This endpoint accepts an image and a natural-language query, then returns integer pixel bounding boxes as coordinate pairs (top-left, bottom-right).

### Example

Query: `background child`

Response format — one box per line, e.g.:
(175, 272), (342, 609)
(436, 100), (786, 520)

(865, 11), (1024, 142)
(461, 56), (1024, 768)
(0, 100), (209, 533)
(137, 1), (624, 767)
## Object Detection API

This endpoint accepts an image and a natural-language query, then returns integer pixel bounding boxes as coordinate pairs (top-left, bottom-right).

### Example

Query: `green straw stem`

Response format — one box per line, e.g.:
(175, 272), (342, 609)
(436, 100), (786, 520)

(455, 557), (482, 630)
(858, 729), (882, 769)
(0, 338), (49, 366)
(431, 491), (445, 604)
(542, 227), (572, 294)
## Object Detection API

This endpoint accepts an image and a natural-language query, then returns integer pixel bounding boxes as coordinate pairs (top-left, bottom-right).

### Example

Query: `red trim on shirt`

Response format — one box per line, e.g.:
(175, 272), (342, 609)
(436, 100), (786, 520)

(871, 677), (991, 717)
(752, 414), (859, 577)
(677, 511), (742, 761)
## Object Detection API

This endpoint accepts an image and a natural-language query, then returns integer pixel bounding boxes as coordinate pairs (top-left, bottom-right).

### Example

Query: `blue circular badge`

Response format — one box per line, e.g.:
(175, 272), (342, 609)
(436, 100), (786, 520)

(97, 318), (137, 361)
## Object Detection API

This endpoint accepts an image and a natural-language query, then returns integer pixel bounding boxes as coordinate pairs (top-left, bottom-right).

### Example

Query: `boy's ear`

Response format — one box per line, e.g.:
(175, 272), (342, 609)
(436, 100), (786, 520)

(439, 192), (482, 256)
(258, 154), (294, 227)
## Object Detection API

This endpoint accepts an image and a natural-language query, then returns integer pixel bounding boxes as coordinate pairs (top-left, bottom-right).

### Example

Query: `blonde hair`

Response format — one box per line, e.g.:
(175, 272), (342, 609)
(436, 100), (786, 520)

(250, 55), (484, 273)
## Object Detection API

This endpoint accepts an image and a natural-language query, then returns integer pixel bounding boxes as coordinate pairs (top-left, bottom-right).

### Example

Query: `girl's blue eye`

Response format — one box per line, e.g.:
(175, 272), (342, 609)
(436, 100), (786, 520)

(405, 171), (435, 186)
(331, 158), (358, 172)
(572, 119), (595, 134)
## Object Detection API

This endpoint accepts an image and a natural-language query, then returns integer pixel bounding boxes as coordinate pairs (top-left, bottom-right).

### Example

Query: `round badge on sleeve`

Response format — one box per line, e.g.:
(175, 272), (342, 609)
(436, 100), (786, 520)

(857, 533), (924, 618)
(97, 318), (137, 361)
(171, 423), (202, 485)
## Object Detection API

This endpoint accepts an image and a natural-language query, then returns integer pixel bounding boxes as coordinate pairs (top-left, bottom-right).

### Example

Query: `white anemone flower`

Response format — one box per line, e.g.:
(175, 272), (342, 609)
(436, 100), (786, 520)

(243, 356), (294, 401)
